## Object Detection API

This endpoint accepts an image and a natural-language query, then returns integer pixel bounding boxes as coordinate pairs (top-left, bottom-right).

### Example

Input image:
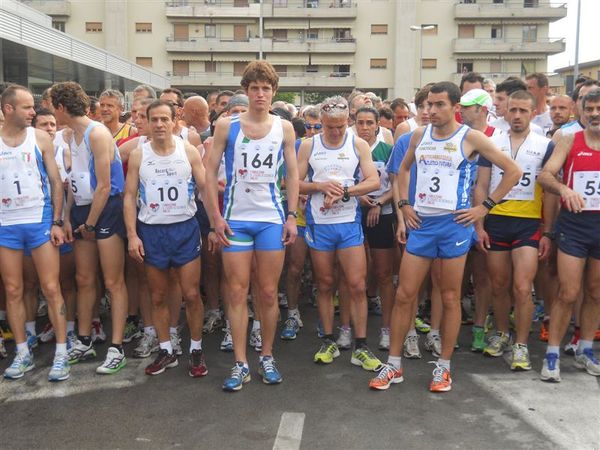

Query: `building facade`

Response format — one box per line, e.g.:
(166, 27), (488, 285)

(555, 59), (600, 95)
(23, 0), (567, 99)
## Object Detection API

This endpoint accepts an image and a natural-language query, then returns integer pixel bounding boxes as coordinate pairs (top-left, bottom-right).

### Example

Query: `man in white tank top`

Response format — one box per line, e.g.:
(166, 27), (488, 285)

(370, 82), (522, 393)
(297, 96), (382, 371)
(124, 100), (208, 377)
(0, 85), (70, 381)
(205, 61), (299, 391)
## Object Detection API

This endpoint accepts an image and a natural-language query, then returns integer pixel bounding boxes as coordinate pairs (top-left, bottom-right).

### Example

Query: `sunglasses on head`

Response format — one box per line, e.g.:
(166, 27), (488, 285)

(305, 123), (322, 130)
(321, 103), (348, 112)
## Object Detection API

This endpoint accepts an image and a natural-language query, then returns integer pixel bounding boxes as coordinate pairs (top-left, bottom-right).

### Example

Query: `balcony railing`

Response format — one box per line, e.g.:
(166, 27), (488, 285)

(453, 37), (565, 54)
(166, 36), (356, 53)
(454, 1), (567, 21)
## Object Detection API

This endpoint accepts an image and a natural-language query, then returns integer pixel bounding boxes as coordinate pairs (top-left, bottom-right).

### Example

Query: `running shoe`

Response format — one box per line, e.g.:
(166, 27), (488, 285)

(4, 351), (34, 379)
(68, 339), (96, 364)
(563, 332), (579, 356)
(123, 321), (141, 343)
(48, 353), (70, 381)
(417, 300), (431, 323)
(26, 330), (39, 351)
(336, 326), (352, 350)
(258, 356), (283, 384)
(145, 349), (178, 376)
(133, 332), (158, 358)
(314, 340), (340, 364)
(66, 330), (76, 352)
(429, 361), (452, 392)
(278, 293), (288, 309)
(280, 317), (300, 340)
(424, 334), (442, 358)
(532, 302), (544, 322)
(0, 337), (7, 358)
(378, 328), (390, 351)
(222, 361), (251, 392)
(96, 347), (127, 374)
(510, 344), (532, 371)
(202, 310), (223, 334)
(189, 349), (208, 377)
(0, 319), (14, 341)
(415, 317), (431, 334)
(369, 364), (403, 391)
(351, 346), (383, 371)
(316, 320), (324, 338)
(38, 323), (55, 343)
(540, 353), (561, 382)
(539, 321), (549, 342)
(220, 327), (234, 352)
(574, 348), (600, 376)
(484, 313), (494, 334)
(368, 296), (382, 316)
(170, 331), (183, 356)
(483, 331), (511, 357)
(91, 320), (107, 344)
(250, 328), (262, 352)
(36, 298), (48, 318)
(470, 326), (486, 352)
(403, 335), (421, 359)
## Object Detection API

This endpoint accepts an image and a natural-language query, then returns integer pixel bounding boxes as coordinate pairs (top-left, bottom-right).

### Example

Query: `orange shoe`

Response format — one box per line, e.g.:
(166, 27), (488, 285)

(595, 329), (600, 342)
(539, 322), (549, 342)
(429, 362), (452, 392)
(369, 364), (403, 391)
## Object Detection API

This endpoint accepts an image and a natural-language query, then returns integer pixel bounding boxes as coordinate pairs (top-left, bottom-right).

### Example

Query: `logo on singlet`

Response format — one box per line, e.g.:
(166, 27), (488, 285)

(21, 153), (32, 163)
(443, 142), (457, 153)
(149, 203), (160, 212)
(2, 198), (11, 207)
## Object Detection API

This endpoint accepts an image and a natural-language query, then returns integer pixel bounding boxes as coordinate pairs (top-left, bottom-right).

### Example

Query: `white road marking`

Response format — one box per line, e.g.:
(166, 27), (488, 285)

(273, 412), (305, 450)
(470, 371), (600, 450)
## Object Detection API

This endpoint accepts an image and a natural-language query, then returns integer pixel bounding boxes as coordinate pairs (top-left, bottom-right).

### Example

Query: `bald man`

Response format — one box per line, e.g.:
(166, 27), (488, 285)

(547, 94), (573, 138)
(183, 96), (211, 143)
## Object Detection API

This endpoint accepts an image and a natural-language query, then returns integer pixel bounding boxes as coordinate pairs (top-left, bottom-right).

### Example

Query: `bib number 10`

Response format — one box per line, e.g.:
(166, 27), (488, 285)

(158, 186), (179, 202)
(241, 152), (273, 169)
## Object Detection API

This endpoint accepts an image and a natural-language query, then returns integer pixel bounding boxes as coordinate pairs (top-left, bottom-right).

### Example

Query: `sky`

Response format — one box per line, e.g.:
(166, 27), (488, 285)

(548, 0), (600, 71)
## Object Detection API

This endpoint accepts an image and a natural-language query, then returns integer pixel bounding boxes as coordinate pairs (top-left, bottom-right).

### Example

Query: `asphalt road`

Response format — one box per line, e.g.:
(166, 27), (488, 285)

(0, 305), (598, 450)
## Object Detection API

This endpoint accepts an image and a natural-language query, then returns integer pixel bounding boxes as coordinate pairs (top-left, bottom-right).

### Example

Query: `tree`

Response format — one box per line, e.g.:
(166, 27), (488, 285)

(273, 92), (296, 103)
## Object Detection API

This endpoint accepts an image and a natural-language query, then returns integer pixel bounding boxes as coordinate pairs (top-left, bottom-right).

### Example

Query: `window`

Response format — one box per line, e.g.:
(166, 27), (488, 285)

(273, 65), (287, 76)
(457, 61), (473, 73)
(490, 60), (502, 72)
(272, 29), (287, 41)
(521, 60), (536, 75)
(306, 65), (318, 73)
(85, 22), (102, 33)
(522, 25), (537, 42)
(370, 58), (387, 69)
(334, 64), (350, 76)
(173, 23), (189, 41)
(233, 25), (247, 42)
(422, 59), (437, 69)
(52, 21), (65, 32)
(135, 22), (152, 33)
(371, 24), (388, 35)
(234, 0), (249, 6)
(334, 28), (352, 40)
(524, 0), (539, 7)
(491, 25), (503, 39)
(234, 62), (248, 76)
(458, 24), (475, 38)
(205, 61), (216, 73)
(493, 0), (504, 3)
(136, 57), (152, 68)
(172, 61), (189, 76)
(307, 29), (319, 40)
(205, 24), (216, 38)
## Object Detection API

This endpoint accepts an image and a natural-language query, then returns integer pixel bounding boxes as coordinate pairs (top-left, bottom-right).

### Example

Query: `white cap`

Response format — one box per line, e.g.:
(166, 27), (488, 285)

(459, 89), (493, 110)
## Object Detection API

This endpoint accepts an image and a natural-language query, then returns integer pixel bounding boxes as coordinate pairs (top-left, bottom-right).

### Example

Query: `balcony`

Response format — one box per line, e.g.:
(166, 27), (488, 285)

(20, 0), (71, 17)
(263, 0), (357, 18)
(167, 70), (356, 89)
(271, 37), (356, 53)
(453, 37), (565, 55)
(451, 72), (563, 87)
(166, 37), (263, 52)
(454, 1), (567, 22)
(165, 0), (262, 18)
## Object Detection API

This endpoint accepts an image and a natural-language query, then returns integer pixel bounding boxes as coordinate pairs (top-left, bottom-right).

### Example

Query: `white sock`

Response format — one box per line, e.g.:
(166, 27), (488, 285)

(159, 341), (173, 354)
(144, 326), (156, 337)
(546, 345), (560, 355)
(55, 343), (67, 355)
(66, 321), (75, 333)
(252, 320), (261, 331)
(428, 329), (440, 338)
(169, 327), (178, 335)
(388, 355), (402, 369)
(437, 358), (451, 370)
(407, 329), (418, 338)
(577, 339), (593, 354)
(288, 308), (300, 318)
(25, 321), (36, 336)
(92, 317), (100, 323)
(189, 339), (202, 352)
(0, 310), (6, 320)
(16, 342), (29, 355)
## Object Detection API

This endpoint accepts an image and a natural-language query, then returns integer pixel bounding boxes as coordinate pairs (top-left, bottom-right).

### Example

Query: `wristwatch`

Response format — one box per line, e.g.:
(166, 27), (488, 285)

(397, 199), (409, 209)
(287, 211), (298, 219)
(342, 186), (350, 202)
(52, 219), (64, 227)
(84, 223), (96, 232)
(542, 231), (556, 241)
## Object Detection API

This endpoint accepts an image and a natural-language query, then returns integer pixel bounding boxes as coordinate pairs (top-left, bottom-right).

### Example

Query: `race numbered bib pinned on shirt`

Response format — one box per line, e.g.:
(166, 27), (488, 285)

(573, 171), (600, 211)
(70, 172), (93, 205)
(490, 164), (538, 201)
(236, 142), (278, 183)
(415, 166), (458, 211)
(145, 177), (189, 215)
(0, 170), (42, 210)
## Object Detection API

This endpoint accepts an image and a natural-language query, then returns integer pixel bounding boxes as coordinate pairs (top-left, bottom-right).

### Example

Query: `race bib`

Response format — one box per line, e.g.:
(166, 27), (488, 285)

(415, 166), (458, 211)
(0, 170), (41, 210)
(70, 172), (93, 205)
(145, 178), (189, 215)
(235, 143), (278, 183)
(490, 165), (537, 201)
(573, 171), (600, 211)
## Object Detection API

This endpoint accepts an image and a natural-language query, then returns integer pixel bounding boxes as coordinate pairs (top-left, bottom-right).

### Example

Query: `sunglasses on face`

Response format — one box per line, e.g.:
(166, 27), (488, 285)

(321, 103), (348, 112)
(305, 123), (322, 130)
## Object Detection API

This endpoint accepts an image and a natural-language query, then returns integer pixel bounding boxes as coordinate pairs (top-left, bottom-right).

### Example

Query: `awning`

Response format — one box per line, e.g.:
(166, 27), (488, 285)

(310, 54), (353, 65)
(167, 53), (212, 61)
(306, 19), (354, 29)
(212, 53), (256, 62)
(264, 19), (309, 29)
(266, 54), (309, 65)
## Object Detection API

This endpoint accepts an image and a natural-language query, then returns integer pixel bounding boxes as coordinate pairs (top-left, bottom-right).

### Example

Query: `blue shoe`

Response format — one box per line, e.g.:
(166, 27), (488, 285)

(48, 353), (70, 381)
(4, 351), (35, 379)
(316, 320), (324, 338)
(540, 352), (560, 382)
(532, 302), (544, 322)
(281, 317), (300, 340)
(258, 356), (283, 384)
(222, 361), (251, 391)
(66, 330), (76, 351)
(26, 330), (38, 351)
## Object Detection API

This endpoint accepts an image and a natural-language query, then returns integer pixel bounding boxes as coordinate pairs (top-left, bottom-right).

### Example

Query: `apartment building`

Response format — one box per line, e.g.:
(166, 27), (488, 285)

(22, 0), (567, 99)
